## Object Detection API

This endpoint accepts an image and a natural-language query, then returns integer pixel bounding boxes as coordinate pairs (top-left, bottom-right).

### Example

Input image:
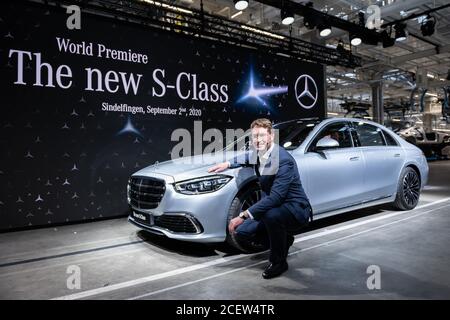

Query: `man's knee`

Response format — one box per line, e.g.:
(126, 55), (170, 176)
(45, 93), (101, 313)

(235, 225), (251, 240)
(235, 221), (257, 240)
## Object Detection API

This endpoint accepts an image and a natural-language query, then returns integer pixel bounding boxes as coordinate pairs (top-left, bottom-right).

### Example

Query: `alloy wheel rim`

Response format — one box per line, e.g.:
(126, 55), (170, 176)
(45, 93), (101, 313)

(240, 189), (261, 212)
(402, 171), (420, 207)
(236, 188), (265, 250)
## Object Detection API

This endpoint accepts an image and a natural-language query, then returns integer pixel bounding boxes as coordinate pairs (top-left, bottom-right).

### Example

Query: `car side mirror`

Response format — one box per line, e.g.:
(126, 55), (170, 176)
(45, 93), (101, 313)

(316, 137), (339, 150)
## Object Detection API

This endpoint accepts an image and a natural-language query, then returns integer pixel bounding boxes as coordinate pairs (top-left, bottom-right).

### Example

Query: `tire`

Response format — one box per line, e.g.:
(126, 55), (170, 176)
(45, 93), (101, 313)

(392, 167), (421, 210)
(225, 185), (268, 253)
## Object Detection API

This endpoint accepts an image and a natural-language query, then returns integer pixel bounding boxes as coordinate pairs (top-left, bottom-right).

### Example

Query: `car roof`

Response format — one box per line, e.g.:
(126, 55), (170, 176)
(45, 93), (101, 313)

(274, 117), (386, 128)
(273, 117), (321, 128)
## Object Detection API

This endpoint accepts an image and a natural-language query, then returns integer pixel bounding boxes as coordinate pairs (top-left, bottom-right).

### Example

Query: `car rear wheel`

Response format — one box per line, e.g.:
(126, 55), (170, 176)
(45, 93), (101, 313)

(392, 167), (421, 210)
(225, 185), (268, 253)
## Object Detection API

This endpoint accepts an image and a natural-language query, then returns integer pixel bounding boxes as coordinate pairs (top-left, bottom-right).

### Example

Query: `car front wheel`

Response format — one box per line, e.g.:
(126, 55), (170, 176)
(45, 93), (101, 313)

(392, 167), (421, 210)
(225, 185), (268, 253)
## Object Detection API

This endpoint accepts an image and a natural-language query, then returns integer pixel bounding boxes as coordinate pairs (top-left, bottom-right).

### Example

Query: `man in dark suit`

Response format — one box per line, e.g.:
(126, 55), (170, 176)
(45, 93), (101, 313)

(208, 118), (312, 279)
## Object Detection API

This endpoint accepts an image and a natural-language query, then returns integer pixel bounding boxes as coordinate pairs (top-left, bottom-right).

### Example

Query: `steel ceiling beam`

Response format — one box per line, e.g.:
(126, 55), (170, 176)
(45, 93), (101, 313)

(381, 3), (450, 28)
(252, 0), (380, 39)
(28, 0), (361, 67)
(390, 44), (450, 64)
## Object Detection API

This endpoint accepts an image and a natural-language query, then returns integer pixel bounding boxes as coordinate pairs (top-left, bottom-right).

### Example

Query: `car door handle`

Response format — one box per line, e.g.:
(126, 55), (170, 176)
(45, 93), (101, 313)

(349, 156), (360, 161)
(394, 153), (401, 157)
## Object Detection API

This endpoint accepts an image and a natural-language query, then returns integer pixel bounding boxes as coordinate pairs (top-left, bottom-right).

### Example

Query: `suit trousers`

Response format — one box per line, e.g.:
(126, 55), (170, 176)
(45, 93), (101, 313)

(235, 205), (306, 264)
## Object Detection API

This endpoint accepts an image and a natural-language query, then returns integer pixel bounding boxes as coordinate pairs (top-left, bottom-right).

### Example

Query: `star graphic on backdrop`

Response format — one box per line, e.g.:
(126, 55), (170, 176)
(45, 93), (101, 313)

(117, 116), (142, 136)
(237, 69), (288, 107)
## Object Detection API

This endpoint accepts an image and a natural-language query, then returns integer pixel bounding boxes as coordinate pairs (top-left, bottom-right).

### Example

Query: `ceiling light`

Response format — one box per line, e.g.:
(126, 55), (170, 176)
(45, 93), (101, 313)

(421, 15), (436, 36)
(231, 11), (243, 19)
(281, 16), (294, 25)
(141, 0), (193, 14)
(319, 24), (332, 37)
(281, 7), (294, 25)
(240, 25), (285, 40)
(234, 0), (248, 11)
(350, 34), (362, 46)
(394, 23), (407, 42)
(400, 8), (419, 17)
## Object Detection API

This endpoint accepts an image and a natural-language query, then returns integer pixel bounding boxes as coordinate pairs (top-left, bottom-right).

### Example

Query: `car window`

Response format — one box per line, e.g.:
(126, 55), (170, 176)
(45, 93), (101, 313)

(277, 122), (317, 150)
(354, 122), (386, 147)
(382, 130), (399, 146)
(310, 122), (353, 150)
(223, 120), (318, 152)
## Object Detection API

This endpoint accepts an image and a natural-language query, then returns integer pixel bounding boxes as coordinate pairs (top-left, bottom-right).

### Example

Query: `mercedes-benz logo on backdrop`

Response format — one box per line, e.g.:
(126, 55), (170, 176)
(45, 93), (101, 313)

(295, 74), (318, 109)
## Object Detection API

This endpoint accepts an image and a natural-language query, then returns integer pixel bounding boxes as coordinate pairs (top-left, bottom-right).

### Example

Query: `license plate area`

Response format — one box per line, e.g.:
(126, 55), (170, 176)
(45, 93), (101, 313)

(132, 210), (154, 226)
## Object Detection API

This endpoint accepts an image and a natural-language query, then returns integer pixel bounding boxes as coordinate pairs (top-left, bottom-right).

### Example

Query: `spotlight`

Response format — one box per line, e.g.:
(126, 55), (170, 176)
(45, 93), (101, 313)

(421, 15), (436, 37)
(281, 7), (294, 25)
(362, 32), (379, 45)
(336, 40), (346, 54)
(302, 1), (316, 29)
(358, 11), (365, 27)
(381, 29), (395, 48)
(303, 16), (316, 29)
(318, 24), (332, 37)
(234, 0), (248, 11)
(394, 23), (407, 42)
(350, 33), (362, 46)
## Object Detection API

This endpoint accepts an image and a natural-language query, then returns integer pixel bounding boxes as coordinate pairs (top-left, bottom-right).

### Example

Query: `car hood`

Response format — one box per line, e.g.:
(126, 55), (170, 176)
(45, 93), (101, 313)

(132, 151), (247, 182)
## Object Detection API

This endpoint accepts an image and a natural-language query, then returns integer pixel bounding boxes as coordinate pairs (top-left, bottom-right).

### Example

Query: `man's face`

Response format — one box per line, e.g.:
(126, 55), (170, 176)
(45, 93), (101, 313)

(251, 126), (274, 152)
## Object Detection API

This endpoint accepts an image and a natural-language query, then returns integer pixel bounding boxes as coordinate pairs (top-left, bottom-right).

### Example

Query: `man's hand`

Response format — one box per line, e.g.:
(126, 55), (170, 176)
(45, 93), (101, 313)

(208, 161), (230, 173)
(228, 216), (244, 234)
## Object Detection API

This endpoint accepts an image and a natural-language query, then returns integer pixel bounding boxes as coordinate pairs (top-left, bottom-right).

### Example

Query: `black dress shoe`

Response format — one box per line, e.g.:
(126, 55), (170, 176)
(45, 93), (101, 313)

(262, 261), (288, 279)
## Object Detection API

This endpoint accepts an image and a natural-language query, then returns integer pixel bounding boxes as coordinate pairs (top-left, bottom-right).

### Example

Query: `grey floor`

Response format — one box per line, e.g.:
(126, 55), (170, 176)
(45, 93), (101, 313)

(1, 161), (449, 300)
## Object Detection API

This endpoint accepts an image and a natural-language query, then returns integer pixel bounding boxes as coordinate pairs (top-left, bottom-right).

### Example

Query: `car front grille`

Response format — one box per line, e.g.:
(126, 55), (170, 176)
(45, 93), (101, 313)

(129, 177), (166, 209)
(154, 214), (202, 234)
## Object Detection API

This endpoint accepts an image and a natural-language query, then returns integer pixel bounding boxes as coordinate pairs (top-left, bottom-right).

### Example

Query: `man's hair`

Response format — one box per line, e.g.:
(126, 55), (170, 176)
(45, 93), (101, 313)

(250, 118), (273, 133)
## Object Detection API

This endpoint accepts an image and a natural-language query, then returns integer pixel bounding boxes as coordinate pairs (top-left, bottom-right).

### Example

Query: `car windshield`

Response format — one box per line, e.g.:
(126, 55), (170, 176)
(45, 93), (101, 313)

(224, 119), (319, 151)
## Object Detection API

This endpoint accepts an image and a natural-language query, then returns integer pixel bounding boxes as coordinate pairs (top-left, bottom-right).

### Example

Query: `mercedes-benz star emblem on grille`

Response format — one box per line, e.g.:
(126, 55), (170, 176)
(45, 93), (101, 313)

(295, 74), (318, 109)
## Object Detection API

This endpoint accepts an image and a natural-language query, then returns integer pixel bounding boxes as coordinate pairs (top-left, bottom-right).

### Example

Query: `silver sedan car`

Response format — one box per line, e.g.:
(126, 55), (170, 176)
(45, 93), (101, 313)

(127, 118), (428, 251)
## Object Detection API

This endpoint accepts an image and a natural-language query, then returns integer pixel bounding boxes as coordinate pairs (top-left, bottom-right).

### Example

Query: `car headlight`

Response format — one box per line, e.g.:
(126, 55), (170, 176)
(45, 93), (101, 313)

(174, 175), (232, 195)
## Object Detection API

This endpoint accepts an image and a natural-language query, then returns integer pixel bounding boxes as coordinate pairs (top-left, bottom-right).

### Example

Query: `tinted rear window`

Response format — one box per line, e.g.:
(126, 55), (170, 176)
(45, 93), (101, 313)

(383, 130), (399, 146)
(354, 123), (386, 147)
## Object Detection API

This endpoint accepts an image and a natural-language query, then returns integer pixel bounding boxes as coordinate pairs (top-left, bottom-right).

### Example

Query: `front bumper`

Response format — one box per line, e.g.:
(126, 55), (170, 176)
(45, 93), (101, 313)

(128, 178), (239, 243)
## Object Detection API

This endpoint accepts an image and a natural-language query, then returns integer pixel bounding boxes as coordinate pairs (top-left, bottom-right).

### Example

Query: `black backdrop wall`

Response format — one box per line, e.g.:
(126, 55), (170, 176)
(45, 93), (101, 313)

(0, 1), (325, 231)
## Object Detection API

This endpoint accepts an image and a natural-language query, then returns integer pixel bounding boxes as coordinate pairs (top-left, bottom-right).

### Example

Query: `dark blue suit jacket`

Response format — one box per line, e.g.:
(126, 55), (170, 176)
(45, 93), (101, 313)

(229, 144), (312, 223)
